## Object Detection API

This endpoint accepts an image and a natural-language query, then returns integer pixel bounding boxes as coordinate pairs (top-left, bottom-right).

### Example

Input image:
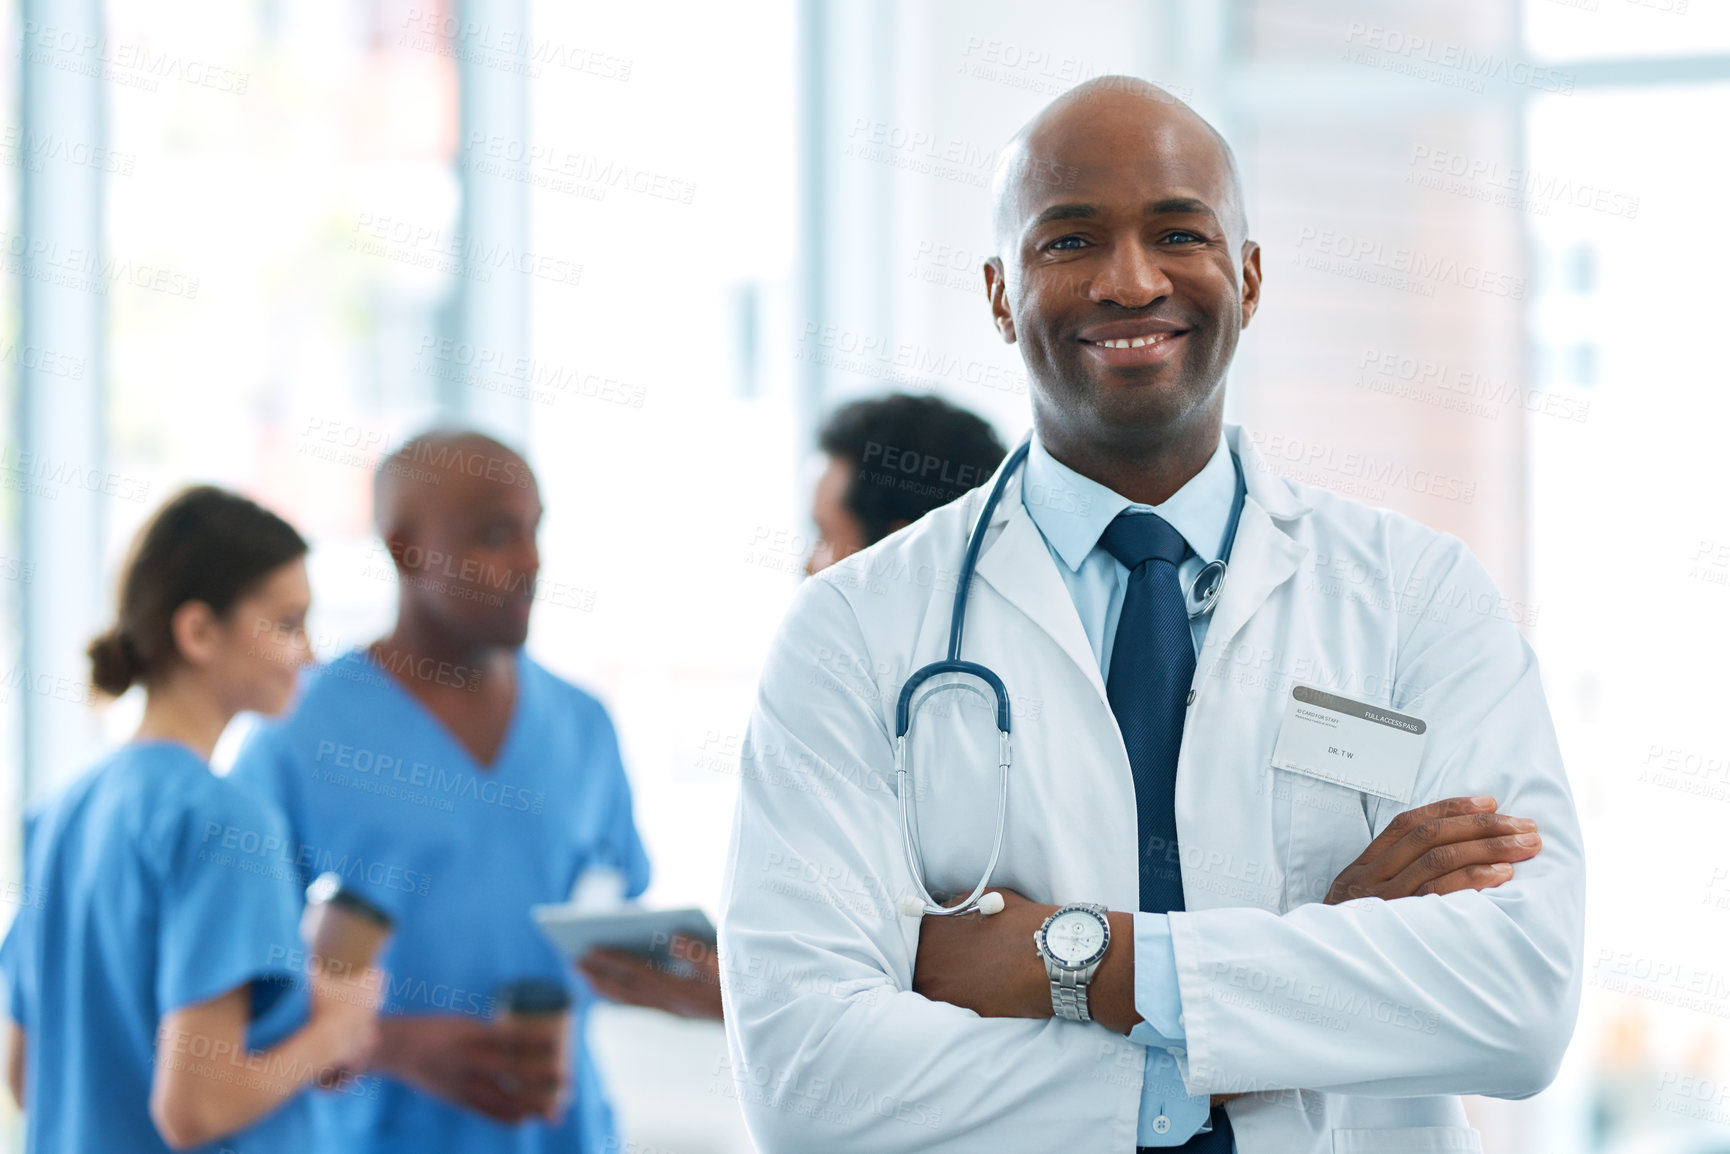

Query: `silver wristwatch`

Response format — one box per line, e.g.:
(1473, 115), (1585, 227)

(1034, 902), (1111, 1022)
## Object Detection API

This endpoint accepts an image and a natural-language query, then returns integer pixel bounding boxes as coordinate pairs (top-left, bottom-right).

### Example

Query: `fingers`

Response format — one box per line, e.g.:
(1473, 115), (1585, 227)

(1345, 797), (1491, 878)
(1387, 832), (1542, 898)
(508, 1064), (562, 1100)
(577, 968), (645, 1006)
(583, 940), (724, 1020)
(492, 1024), (566, 1104)
(456, 1032), (520, 1086)
(582, 946), (647, 968)
(458, 1080), (540, 1125)
(1373, 810), (1540, 881)
(1412, 862), (1516, 898)
(579, 961), (661, 1006)
(667, 934), (715, 955)
(578, 949), (650, 983)
(582, 957), (714, 1014)
(448, 1038), (545, 1124)
(577, 950), (662, 1006)
(578, 948), (650, 986)
(1372, 796), (1497, 847)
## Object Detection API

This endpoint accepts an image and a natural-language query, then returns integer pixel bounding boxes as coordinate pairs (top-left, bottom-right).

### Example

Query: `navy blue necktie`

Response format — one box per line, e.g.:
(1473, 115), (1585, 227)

(1099, 511), (1194, 915)
(1100, 512), (1236, 1153)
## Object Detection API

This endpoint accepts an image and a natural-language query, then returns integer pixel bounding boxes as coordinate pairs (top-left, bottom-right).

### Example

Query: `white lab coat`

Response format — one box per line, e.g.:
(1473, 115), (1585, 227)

(719, 424), (1584, 1153)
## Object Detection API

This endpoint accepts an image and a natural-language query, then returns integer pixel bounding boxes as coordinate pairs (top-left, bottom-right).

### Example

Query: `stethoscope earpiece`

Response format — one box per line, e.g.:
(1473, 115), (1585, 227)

(897, 891), (1005, 918)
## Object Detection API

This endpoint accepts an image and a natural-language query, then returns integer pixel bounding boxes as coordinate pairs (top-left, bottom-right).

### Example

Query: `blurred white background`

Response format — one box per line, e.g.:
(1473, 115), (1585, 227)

(3, 1), (1729, 1151)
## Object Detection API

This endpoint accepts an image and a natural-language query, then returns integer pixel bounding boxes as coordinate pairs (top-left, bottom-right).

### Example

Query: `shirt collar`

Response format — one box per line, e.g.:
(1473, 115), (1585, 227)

(1021, 433), (1236, 572)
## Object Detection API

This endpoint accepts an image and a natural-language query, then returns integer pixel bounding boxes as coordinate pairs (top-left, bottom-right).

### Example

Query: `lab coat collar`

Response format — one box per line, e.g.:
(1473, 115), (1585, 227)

(1199, 425), (1311, 665)
(1229, 424), (1314, 521)
(975, 423), (1312, 536)
(971, 457), (1112, 707)
(971, 422), (1311, 705)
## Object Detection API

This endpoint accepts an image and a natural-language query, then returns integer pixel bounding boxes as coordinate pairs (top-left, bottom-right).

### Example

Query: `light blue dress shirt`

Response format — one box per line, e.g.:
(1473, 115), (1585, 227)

(1020, 433), (1237, 1146)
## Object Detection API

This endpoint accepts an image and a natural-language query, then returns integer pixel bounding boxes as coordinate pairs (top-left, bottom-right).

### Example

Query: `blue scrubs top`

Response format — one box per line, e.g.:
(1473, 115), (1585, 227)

(230, 650), (651, 1154)
(0, 741), (313, 1154)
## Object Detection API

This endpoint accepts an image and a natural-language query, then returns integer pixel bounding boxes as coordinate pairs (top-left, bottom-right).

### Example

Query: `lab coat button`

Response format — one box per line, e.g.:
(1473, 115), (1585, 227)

(1177, 1012), (1186, 1029)
(1153, 1114), (1172, 1134)
(1185, 689), (1196, 705)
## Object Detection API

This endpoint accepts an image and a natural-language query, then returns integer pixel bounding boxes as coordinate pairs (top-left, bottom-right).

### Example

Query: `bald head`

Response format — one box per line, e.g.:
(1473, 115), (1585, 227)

(373, 429), (533, 538)
(991, 76), (1248, 261)
(373, 428), (543, 649)
(980, 75), (1264, 477)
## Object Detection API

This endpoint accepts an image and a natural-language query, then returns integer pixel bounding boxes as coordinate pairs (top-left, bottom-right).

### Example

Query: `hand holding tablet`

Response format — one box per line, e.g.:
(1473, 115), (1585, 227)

(532, 904), (724, 1022)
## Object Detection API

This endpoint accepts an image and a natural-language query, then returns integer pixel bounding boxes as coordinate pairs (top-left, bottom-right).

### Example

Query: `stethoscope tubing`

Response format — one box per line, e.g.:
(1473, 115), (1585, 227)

(896, 434), (1247, 917)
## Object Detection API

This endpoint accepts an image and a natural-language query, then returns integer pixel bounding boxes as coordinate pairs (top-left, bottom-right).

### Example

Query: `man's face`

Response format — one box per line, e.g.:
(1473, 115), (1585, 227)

(806, 455), (868, 576)
(390, 461), (543, 649)
(987, 99), (1260, 449)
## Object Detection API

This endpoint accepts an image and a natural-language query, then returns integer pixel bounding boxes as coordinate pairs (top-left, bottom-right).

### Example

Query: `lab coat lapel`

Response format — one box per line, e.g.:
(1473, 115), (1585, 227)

(1196, 426), (1311, 673)
(1195, 501), (1304, 674)
(971, 475), (1110, 710)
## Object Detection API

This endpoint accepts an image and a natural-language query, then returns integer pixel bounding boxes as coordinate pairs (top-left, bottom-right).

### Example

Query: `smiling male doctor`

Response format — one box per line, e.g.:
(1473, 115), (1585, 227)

(718, 77), (1583, 1153)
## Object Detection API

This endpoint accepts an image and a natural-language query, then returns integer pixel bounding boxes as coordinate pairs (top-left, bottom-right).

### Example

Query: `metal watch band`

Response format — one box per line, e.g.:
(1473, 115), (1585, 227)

(1049, 970), (1092, 1022)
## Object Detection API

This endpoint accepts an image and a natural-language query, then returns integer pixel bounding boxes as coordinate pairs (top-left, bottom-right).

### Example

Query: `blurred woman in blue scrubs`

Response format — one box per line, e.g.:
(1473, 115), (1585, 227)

(0, 486), (379, 1152)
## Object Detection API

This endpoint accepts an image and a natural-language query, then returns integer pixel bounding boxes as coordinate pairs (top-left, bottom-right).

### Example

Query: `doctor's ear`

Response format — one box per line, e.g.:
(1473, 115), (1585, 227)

(167, 600), (223, 669)
(1239, 240), (1262, 329)
(985, 258), (1016, 344)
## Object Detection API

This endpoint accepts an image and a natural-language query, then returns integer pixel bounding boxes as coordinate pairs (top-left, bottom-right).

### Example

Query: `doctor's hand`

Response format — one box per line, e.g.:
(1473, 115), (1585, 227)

(1324, 796), (1542, 906)
(576, 936), (725, 1021)
(371, 1014), (566, 1125)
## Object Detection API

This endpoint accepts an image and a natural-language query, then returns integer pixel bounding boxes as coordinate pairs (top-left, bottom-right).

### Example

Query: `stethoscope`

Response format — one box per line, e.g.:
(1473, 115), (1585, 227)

(894, 434), (1247, 918)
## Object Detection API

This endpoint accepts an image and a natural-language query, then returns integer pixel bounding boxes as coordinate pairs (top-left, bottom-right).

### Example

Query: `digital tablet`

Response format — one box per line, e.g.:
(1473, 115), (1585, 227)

(530, 904), (716, 969)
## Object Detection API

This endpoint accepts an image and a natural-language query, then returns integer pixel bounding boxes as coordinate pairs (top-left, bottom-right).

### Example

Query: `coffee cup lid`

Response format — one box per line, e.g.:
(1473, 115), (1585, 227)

(305, 872), (394, 930)
(495, 978), (573, 1015)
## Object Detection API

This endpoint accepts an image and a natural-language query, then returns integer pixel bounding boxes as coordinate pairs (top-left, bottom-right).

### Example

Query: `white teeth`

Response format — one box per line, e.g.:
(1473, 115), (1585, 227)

(1098, 334), (1172, 349)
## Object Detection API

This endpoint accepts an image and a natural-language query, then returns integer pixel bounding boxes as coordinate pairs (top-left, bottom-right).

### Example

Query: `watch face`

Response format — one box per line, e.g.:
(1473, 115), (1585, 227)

(1045, 909), (1107, 967)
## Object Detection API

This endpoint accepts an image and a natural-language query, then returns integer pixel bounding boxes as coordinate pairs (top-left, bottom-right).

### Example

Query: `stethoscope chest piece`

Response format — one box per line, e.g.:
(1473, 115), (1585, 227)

(1185, 559), (1228, 619)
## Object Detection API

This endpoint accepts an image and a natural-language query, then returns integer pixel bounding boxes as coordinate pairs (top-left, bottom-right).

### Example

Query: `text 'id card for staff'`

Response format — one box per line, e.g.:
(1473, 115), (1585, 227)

(1269, 684), (1428, 803)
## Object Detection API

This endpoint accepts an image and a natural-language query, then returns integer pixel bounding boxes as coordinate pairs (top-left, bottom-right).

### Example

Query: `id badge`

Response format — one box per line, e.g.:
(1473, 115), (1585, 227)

(1269, 684), (1428, 803)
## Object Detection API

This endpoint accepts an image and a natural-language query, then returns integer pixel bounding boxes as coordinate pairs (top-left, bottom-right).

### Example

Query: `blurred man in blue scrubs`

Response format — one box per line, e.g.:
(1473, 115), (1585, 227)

(233, 429), (651, 1153)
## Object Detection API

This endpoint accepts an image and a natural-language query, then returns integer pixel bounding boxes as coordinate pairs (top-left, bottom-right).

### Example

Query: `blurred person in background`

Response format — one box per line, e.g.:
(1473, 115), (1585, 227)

(232, 429), (650, 1153)
(573, 392), (1008, 1020)
(805, 391), (1009, 575)
(0, 487), (379, 1153)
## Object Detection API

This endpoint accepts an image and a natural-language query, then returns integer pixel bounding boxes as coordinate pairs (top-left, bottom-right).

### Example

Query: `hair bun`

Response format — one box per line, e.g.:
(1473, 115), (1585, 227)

(87, 627), (143, 698)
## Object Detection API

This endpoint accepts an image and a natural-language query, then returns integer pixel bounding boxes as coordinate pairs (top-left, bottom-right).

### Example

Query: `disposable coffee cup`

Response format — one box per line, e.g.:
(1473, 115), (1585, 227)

(495, 979), (573, 1115)
(301, 872), (393, 977)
